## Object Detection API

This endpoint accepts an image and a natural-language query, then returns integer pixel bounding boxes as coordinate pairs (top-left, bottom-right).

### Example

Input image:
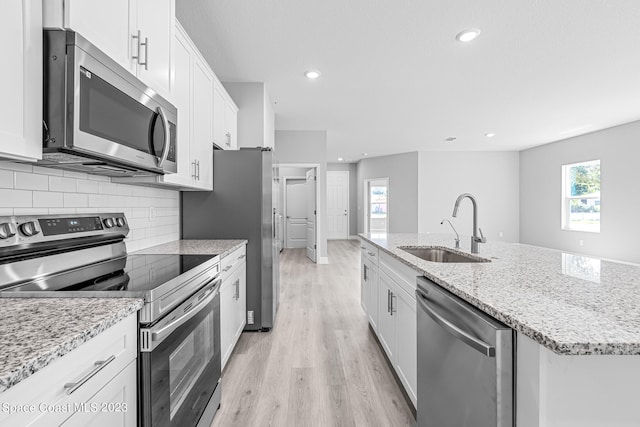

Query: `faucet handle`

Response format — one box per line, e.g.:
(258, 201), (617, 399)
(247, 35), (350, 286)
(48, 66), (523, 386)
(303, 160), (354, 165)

(476, 227), (487, 243)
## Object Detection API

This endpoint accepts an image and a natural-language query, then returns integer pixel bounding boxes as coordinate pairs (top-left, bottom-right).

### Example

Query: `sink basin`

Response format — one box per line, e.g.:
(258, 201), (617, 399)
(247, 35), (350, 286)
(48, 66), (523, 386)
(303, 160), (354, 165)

(399, 246), (490, 263)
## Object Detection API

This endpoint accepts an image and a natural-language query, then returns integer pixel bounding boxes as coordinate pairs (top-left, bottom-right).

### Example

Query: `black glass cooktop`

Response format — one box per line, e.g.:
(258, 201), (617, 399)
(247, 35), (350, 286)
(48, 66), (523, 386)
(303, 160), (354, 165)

(8, 254), (218, 294)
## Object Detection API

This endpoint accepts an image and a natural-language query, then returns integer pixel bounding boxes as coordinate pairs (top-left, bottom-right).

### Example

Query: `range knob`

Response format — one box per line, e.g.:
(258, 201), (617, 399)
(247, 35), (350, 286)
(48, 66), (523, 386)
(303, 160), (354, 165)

(19, 221), (40, 237)
(103, 218), (115, 228)
(0, 223), (17, 239)
(116, 217), (126, 227)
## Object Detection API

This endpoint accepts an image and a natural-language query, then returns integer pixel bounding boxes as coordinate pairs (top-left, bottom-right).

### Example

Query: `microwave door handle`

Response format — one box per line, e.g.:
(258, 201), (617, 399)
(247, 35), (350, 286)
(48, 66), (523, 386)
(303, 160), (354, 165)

(155, 106), (171, 168)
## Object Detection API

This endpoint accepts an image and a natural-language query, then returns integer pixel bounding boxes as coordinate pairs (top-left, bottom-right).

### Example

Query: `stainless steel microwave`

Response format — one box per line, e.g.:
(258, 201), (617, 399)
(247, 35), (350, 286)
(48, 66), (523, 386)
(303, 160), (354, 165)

(41, 30), (177, 177)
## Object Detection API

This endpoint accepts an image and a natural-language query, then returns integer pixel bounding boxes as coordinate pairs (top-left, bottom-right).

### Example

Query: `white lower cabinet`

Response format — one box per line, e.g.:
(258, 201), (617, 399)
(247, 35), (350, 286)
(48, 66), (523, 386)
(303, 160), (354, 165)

(360, 240), (418, 408)
(361, 257), (378, 330)
(0, 314), (137, 427)
(220, 245), (247, 369)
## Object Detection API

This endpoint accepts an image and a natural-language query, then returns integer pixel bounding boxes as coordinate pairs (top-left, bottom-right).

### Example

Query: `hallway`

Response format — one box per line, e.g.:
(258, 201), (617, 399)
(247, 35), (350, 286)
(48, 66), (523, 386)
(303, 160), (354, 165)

(212, 240), (415, 426)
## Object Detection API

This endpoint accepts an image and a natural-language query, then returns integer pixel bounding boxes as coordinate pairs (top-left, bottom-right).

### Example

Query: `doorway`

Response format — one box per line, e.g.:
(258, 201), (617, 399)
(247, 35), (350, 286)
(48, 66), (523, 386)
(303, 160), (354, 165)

(284, 177), (306, 248)
(364, 178), (389, 233)
(280, 164), (320, 263)
(327, 171), (349, 240)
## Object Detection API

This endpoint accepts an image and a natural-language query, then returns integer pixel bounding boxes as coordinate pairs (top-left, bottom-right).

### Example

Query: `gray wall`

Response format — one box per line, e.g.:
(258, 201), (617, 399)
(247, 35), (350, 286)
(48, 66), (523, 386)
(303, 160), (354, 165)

(223, 82), (274, 148)
(357, 152), (419, 233)
(327, 162), (358, 237)
(418, 151), (520, 244)
(274, 130), (328, 262)
(520, 120), (640, 264)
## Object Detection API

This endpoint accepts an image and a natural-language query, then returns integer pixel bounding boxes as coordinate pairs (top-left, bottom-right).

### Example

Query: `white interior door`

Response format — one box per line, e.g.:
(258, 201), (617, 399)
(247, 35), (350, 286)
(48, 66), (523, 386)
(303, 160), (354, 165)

(285, 179), (307, 248)
(327, 171), (349, 239)
(305, 169), (317, 262)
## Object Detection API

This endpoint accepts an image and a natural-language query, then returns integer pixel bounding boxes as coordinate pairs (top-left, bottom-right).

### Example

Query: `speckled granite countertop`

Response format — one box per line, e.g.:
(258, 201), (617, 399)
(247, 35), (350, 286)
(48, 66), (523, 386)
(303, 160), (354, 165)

(0, 298), (143, 393)
(360, 233), (640, 356)
(134, 239), (247, 257)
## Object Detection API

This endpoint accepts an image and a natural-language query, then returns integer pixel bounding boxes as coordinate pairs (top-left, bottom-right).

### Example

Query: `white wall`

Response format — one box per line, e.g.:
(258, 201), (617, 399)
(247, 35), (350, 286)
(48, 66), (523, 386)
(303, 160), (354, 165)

(275, 130), (328, 262)
(520, 120), (640, 264)
(223, 82), (274, 148)
(418, 151), (520, 243)
(357, 152), (419, 233)
(0, 162), (180, 252)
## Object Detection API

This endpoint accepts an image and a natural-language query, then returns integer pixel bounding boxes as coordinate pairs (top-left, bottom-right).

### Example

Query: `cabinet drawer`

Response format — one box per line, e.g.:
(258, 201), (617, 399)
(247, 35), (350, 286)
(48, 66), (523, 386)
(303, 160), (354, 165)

(379, 251), (419, 297)
(360, 240), (379, 265)
(221, 245), (246, 281)
(0, 314), (137, 427)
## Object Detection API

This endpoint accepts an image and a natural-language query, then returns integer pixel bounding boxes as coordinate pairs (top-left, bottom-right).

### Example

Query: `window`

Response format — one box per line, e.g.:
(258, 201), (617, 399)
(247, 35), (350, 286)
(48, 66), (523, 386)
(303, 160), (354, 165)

(365, 178), (389, 233)
(562, 160), (600, 232)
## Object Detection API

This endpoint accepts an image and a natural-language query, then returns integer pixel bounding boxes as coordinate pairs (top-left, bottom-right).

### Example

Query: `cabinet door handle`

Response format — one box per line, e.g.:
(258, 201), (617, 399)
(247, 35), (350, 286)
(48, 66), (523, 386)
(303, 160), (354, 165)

(225, 132), (231, 147)
(191, 161), (196, 179)
(387, 289), (391, 313)
(196, 160), (200, 180)
(363, 264), (368, 281)
(132, 30), (141, 63)
(64, 355), (116, 395)
(139, 36), (149, 70)
(234, 278), (240, 300)
(390, 292), (397, 315)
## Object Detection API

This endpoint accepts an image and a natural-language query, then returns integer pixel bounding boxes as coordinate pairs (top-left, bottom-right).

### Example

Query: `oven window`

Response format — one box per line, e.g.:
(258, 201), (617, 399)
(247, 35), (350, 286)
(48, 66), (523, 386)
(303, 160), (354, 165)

(168, 312), (214, 419)
(79, 67), (159, 155)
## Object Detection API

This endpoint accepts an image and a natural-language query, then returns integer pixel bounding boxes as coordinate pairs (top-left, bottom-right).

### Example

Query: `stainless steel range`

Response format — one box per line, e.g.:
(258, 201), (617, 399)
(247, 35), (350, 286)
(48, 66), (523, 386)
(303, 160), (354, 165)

(0, 213), (222, 427)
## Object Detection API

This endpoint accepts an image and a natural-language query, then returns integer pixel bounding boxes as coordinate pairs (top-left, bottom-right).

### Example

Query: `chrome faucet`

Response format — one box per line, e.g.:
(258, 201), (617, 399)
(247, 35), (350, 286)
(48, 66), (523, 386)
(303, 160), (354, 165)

(452, 193), (487, 254)
(440, 219), (460, 249)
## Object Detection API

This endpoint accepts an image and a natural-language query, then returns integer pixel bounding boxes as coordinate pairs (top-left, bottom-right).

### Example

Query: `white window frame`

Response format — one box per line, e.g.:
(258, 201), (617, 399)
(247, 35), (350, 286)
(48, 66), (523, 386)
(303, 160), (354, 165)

(561, 159), (600, 233)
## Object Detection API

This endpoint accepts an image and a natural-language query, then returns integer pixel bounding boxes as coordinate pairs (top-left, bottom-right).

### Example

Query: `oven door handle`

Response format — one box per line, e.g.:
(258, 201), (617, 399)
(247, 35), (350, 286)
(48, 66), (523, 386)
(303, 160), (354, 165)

(150, 278), (220, 344)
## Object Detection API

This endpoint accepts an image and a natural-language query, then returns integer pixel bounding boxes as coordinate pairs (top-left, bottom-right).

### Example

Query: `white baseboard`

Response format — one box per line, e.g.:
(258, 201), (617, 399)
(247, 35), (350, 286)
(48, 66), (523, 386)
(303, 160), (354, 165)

(318, 256), (329, 264)
(349, 235), (360, 240)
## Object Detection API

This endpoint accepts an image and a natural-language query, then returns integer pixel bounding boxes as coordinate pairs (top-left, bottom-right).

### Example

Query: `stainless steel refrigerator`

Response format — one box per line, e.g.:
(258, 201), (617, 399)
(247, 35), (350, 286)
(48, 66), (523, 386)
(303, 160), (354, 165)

(181, 147), (280, 331)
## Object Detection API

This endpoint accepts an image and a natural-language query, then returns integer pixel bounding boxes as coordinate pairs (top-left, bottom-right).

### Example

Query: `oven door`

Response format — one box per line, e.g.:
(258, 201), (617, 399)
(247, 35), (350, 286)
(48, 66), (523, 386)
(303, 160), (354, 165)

(139, 278), (221, 427)
(68, 35), (177, 174)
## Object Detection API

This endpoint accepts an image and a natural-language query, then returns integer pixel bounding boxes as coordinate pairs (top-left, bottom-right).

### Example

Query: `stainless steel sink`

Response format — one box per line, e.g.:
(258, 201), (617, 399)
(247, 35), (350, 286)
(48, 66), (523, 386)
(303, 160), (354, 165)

(399, 246), (490, 263)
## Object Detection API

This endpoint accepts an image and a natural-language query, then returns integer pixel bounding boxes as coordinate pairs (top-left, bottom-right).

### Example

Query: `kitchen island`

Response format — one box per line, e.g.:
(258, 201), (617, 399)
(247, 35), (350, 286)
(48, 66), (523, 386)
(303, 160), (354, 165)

(360, 232), (640, 427)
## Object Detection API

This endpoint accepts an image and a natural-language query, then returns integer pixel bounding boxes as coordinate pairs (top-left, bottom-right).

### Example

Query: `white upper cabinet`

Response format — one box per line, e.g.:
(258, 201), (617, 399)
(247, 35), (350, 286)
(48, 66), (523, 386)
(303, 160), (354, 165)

(213, 82), (238, 150)
(0, 0), (42, 162)
(43, 0), (175, 100)
(115, 21), (212, 191)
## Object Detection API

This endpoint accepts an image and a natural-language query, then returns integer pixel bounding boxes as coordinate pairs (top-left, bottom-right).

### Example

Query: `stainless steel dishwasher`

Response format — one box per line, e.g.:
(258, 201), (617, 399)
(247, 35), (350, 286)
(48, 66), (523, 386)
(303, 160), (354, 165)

(416, 276), (514, 427)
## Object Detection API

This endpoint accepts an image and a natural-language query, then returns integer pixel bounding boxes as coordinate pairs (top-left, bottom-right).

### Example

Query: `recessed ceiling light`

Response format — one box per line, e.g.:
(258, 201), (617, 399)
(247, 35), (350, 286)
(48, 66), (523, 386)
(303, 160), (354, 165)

(337, 157), (343, 161)
(362, 152), (368, 156)
(445, 136), (457, 142)
(456, 29), (481, 42)
(485, 132), (496, 138)
(305, 70), (321, 79)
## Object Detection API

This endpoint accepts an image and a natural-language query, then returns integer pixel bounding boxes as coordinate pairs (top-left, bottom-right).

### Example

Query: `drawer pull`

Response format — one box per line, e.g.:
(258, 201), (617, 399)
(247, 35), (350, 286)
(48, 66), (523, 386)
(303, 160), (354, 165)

(223, 265), (232, 272)
(367, 251), (376, 257)
(237, 254), (246, 260)
(64, 355), (116, 395)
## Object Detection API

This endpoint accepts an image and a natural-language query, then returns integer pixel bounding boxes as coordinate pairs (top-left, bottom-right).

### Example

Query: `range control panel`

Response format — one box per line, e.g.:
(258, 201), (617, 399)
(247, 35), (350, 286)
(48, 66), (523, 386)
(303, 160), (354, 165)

(0, 213), (129, 247)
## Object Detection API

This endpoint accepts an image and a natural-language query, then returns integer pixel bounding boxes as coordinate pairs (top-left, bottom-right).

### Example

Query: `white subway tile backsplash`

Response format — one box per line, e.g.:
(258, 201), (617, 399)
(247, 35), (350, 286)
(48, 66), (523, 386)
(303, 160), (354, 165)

(32, 166), (64, 176)
(14, 208), (47, 215)
(76, 179), (100, 194)
(0, 161), (180, 251)
(0, 161), (33, 173)
(98, 182), (119, 195)
(49, 176), (77, 192)
(0, 189), (32, 207)
(33, 191), (63, 208)
(48, 208), (77, 215)
(15, 172), (49, 191)
(63, 170), (88, 180)
(0, 170), (13, 188)
(63, 193), (88, 208)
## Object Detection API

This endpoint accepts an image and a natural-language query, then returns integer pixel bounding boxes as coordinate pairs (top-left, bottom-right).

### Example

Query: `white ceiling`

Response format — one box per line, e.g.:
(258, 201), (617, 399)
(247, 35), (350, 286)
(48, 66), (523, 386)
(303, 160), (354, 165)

(177, 1), (640, 162)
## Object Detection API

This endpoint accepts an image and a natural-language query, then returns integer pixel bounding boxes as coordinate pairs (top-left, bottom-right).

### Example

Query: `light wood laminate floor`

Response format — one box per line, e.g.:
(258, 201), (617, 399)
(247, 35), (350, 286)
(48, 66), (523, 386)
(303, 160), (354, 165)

(211, 240), (415, 427)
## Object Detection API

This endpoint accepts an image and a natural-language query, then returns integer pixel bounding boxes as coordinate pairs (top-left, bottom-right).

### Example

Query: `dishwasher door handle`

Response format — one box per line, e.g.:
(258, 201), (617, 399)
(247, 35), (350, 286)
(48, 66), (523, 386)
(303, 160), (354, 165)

(417, 290), (495, 357)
